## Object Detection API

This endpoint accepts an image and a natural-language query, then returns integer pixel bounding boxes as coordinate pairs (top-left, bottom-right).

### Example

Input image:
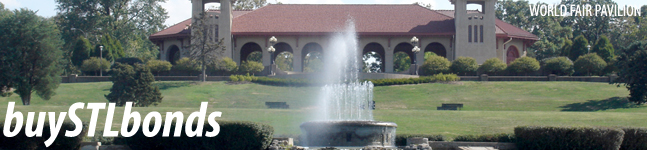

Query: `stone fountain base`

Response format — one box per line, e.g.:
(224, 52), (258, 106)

(300, 121), (397, 147)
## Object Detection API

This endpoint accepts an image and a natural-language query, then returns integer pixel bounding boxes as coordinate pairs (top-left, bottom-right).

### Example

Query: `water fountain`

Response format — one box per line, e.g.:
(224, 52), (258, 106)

(299, 19), (397, 148)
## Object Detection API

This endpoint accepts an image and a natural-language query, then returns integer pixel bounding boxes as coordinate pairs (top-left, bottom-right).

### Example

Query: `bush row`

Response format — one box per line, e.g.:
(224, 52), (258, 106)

(620, 128), (647, 150)
(367, 73), (460, 86)
(514, 126), (624, 150)
(116, 121), (274, 150)
(229, 74), (259, 82)
(0, 122), (87, 150)
(395, 134), (446, 146)
(452, 133), (515, 143)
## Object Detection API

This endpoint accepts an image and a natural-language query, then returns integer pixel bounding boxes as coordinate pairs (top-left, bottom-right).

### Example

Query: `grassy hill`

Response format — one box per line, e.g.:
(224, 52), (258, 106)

(0, 81), (645, 137)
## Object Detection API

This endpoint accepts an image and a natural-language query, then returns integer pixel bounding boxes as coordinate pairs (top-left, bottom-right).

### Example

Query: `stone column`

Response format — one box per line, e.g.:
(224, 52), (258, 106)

(385, 48), (394, 73)
(548, 74), (557, 81)
(218, 0), (233, 59)
(609, 74), (618, 83)
(480, 74), (488, 81)
(68, 74), (78, 83)
(293, 48), (303, 72)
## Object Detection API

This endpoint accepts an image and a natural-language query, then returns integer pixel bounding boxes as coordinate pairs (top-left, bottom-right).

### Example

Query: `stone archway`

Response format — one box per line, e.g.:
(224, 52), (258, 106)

(507, 46), (520, 64)
(240, 42), (263, 63)
(424, 42), (446, 58)
(362, 43), (385, 73)
(302, 43), (323, 72)
(167, 45), (180, 65)
(393, 43), (414, 72)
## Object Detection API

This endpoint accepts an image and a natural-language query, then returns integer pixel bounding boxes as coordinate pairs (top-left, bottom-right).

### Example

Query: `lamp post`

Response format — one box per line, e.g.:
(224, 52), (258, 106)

(587, 44), (591, 52)
(99, 46), (103, 76)
(268, 36), (277, 75)
(411, 36), (420, 75)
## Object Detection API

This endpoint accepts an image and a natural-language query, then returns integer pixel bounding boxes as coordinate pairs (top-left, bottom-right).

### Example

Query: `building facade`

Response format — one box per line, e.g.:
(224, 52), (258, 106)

(149, 0), (538, 73)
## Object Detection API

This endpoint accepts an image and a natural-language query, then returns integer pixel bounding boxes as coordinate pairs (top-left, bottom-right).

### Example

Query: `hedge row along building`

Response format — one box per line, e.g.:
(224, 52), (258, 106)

(149, 0), (538, 73)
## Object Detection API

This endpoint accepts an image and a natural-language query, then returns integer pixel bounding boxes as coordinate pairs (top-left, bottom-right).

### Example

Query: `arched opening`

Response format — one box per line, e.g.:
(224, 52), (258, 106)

(302, 43), (323, 72)
(240, 42), (263, 63)
(275, 51), (294, 71)
(393, 43), (414, 72)
(167, 45), (180, 65)
(424, 42), (446, 59)
(362, 43), (385, 73)
(507, 46), (520, 64)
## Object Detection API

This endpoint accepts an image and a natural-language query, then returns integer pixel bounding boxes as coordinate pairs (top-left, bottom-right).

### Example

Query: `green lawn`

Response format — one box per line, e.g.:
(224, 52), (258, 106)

(0, 81), (645, 138)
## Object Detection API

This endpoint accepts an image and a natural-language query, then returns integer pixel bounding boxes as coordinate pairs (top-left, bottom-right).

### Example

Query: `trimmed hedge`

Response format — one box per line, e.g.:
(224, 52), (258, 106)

(453, 133), (515, 143)
(117, 121), (274, 150)
(395, 134), (446, 146)
(514, 126), (624, 150)
(0, 122), (87, 150)
(369, 73), (460, 86)
(621, 128), (647, 150)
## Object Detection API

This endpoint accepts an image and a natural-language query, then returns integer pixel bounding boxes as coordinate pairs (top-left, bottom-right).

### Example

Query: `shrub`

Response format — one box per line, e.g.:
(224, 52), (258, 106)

(229, 75), (239, 82)
(210, 57), (238, 73)
(621, 128), (647, 150)
(592, 35), (615, 63)
(420, 55), (450, 75)
(507, 57), (540, 75)
(115, 57), (144, 66)
(146, 60), (172, 75)
(574, 53), (607, 76)
(72, 36), (93, 67)
(367, 73), (459, 86)
(569, 35), (589, 61)
(395, 134), (446, 146)
(105, 63), (163, 107)
(479, 58), (507, 75)
(80, 57), (110, 75)
(172, 57), (201, 75)
(453, 133), (515, 142)
(514, 126), (624, 150)
(239, 61), (264, 75)
(450, 56), (478, 75)
(0, 122), (87, 150)
(117, 121), (273, 150)
(543, 57), (574, 76)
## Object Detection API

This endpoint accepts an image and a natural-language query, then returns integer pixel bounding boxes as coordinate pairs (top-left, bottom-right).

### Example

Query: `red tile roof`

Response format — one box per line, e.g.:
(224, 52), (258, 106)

(150, 4), (538, 41)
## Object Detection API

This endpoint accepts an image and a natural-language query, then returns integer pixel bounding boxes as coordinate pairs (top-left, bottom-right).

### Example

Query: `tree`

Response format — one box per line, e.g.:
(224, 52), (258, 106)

(569, 35), (589, 61)
(185, 12), (226, 82)
(247, 51), (262, 62)
(424, 52), (436, 60)
(81, 57), (111, 76)
(592, 35), (615, 62)
(573, 53), (607, 76)
(420, 55), (450, 76)
(72, 36), (93, 67)
(233, 0), (267, 10)
(543, 57), (574, 76)
(95, 34), (125, 62)
(507, 57), (540, 75)
(450, 57), (478, 76)
(105, 63), (162, 107)
(479, 58), (507, 75)
(173, 57), (201, 76)
(393, 52), (411, 73)
(363, 52), (382, 73)
(210, 57), (237, 74)
(304, 52), (323, 72)
(560, 39), (573, 57)
(275, 52), (293, 71)
(0, 9), (64, 105)
(239, 61), (264, 75)
(614, 41), (647, 104)
(146, 60), (172, 75)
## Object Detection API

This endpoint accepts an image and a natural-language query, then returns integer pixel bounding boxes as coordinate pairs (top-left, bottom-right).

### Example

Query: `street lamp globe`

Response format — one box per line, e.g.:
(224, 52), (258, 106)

(410, 36), (419, 46)
(412, 46), (420, 53)
(269, 36), (278, 46)
(268, 46), (276, 53)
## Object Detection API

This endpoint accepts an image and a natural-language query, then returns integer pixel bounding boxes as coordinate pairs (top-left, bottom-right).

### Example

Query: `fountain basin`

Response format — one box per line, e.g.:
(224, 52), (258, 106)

(300, 121), (397, 147)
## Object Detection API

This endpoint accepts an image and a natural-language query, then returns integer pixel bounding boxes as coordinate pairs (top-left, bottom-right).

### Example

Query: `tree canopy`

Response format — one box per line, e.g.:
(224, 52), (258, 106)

(614, 41), (647, 104)
(0, 9), (64, 105)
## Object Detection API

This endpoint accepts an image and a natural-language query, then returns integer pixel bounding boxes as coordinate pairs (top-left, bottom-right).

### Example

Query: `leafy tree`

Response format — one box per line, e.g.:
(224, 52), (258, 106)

(72, 36), (93, 67)
(233, 0), (267, 10)
(363, 52), (382, 73)
(247, 51), (262, 62)
(81, 57), (111, 76)
(95, 34), (125, 62)
(420, 55), (450, 76)
(275, 52), (293, 71)
(573, 53), (607, 76)
(424, 51), (436, 60)
(185, 12), (226, 82)
(592, 35), (615, 62)
(479, 58), (507, 75)
(304, 52), (323, 72)
(0, 9), (64, 105)
(450, 57), (478, 76)
(543, 57), (574, 76)
(569, 35), (589, 61)
(507, 57), (540, 75)
(560, 39), (573, 57)
(614, 41), (647, 104)
(239, 61), (264, 75)
(105, 63), (162, 107)
(210, 57), (238, 74)
(393, 52), (411, 73)
(173, 57), (201, 75)
(146, 60), (172, 75)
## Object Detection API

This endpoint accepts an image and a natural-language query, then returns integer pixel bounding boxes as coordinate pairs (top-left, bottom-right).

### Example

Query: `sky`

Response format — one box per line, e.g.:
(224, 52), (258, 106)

(0, 0), (644, 26)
